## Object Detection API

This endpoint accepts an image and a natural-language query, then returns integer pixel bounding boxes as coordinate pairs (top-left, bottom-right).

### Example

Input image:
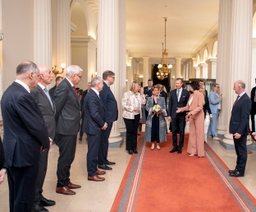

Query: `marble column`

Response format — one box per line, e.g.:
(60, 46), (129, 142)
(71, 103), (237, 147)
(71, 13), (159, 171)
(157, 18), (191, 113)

(195, 66), (200, 78)
(97, 0), (122, 144)
(217, 0), (253, 147)
(198, 62), (208, 79)
(175, 57), (182, 78)
(34, 0), (52, 67)
(206, 58), (217, 79)
(143, 57), (149, 86)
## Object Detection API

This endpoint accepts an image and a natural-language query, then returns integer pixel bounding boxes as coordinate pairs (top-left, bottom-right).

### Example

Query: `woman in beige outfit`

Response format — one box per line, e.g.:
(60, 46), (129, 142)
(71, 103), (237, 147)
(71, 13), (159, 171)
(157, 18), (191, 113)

(176, 81), (205, 157)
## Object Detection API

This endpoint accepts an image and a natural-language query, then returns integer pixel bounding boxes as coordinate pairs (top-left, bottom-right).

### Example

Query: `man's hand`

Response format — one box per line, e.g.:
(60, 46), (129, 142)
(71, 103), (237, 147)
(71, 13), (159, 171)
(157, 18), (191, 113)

(0, 169), (6, 184)
(49, 137), (53, 147)
(233, 133), (241, 139)
(167, 116), (172, 122)
(102, 122), (108, 130)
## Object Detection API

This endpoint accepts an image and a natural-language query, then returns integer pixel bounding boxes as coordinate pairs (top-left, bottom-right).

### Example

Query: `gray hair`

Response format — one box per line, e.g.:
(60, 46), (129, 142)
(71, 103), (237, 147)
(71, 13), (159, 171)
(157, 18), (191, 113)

(91, 76), (102, 87)
(237, 80), (245, 89)
(38, 65), (50, 75)
(16, 61), (38, 75)
(66, 65), (83, 77)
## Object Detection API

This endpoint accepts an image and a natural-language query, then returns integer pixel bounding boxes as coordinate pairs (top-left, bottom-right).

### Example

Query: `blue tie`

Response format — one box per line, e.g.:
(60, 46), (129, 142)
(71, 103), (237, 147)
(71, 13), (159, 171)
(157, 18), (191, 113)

(44, 88), (53, 108)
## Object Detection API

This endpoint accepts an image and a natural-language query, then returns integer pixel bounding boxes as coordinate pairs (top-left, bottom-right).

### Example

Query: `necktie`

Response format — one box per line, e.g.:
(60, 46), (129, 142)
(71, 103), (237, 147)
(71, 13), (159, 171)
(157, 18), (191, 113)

(233, 95), (240, 105)
(176, 89), (180, 101)
(73, 86), (78, 97)
(44, 88), (53, 108)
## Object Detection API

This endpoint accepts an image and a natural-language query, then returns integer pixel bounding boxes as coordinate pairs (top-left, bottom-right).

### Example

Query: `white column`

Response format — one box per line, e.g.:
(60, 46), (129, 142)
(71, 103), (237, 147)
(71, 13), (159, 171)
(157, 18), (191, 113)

(87, 37), (97, 82)
(127, 57), (133, 90)
(55, 0), (70, 75)
(98, 0), (122, 143)
(195, 66), (200, 78)
(206, 58), (217, 79)
(175, 57), (182, 78)
(34, 0), (52, 67)
(217, 0), (253, 146)
(198, 62), (208, 79)
(190, 58), (197, 79)
(251, 39), (256, 88)
(143, 57), (149, 86)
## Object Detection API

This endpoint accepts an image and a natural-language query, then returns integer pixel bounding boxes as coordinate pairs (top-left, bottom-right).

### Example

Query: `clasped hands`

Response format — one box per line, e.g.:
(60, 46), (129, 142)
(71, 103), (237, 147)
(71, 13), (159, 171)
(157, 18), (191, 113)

(102, 122), (108, 130)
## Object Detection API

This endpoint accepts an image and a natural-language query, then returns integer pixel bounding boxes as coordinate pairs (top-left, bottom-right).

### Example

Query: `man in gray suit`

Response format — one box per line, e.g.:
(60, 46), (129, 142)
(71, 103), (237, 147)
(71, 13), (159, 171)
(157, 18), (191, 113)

(31, 65), (56, 212)
(54, 65), (83, 195)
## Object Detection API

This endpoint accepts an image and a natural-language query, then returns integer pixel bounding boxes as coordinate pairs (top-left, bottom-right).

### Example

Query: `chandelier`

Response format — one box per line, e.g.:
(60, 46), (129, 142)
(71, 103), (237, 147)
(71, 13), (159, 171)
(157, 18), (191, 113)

(156, 17), (172, 80)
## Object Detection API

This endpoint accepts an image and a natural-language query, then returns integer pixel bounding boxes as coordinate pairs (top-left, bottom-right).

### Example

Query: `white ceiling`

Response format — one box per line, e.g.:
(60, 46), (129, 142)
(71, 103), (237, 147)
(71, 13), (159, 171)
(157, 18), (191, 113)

(126, 0), (219, 63)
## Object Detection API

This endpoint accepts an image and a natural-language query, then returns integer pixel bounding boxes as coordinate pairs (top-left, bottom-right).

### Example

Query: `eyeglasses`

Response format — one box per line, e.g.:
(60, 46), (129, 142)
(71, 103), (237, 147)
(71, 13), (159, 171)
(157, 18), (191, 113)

(76, 74), (82, 79)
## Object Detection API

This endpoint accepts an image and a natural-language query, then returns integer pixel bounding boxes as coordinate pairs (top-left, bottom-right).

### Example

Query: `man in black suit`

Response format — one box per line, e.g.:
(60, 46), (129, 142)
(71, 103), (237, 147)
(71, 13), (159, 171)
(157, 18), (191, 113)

(168, 78), (190, 154)
(250, 78), (256, 132)
(49, 76), (63, 99)
(143, 79), (153, 119)
(83, 77), (107, 181)
(229, 80), (251, 177)
(78, 82), (91, 141)
(54, 65), (83, 195)
(1, 61), (50, 212)
(31, 65), (56, 212)
(98, 70), (118, 170)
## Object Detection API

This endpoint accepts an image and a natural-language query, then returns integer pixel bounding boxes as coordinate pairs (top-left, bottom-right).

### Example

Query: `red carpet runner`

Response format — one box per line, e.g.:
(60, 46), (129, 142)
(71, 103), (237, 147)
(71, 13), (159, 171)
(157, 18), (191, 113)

(111, 133), (256, 212)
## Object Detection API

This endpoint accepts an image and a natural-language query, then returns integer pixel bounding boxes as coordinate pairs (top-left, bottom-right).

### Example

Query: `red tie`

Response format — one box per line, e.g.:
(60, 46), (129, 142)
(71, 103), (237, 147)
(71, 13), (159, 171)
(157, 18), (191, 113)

(73, 86), (78, 96)
(233, 95), (240, 105)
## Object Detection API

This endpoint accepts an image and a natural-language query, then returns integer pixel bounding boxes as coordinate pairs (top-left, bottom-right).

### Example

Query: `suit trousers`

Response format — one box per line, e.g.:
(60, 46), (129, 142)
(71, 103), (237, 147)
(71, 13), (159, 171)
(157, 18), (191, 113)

(124, 115), (140, 151)
(7, 165), (39, 212)
(98, 122), (113, 165)
(234, 135), (247, 174)
(87, 133), (101, 176)
(34, 149), (49, 204)
(55, 134), (77, 187)
(171, 114), (186, 149)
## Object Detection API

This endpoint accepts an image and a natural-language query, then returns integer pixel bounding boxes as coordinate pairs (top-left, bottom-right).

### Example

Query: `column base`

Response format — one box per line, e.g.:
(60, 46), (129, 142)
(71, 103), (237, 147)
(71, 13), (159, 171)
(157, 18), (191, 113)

(220, 134), (256, 150)
(109, 132), (124, 148)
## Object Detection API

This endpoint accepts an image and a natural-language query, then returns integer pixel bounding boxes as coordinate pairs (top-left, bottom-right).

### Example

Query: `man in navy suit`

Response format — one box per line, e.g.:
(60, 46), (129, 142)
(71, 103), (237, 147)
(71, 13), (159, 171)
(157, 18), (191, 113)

(31, 65), (56, 212)
(1, 61), (50, 212)
(49, 76), (63, 99)
(229, 80), (251, 177)
(54, 65), (83, 195)
(98, 70), (118, 170)
(83, 77), (107, 181)
(168, 78), (190, 154)
(250, 78), (256, 132)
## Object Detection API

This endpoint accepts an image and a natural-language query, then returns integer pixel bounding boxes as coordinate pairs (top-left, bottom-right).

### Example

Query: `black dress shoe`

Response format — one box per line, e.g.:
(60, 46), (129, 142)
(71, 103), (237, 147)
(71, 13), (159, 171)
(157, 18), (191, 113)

(128, 150), (133, 155)
(106, 160), (116, 165)
(133, 150), (138, 154)
(229, 171), (244, 177)
(170, 148), (178, 153)
(178, 149), (182, 154)
(98, 164), (112, 170)
(228, 169), (236, 174)
(32, 203), (49, 212)
(40, 196), (56, 206)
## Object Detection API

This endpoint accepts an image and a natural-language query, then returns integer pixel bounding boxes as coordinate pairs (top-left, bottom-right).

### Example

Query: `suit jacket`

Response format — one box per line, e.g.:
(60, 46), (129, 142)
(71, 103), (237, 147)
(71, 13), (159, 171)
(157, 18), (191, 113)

(0, 137), (5, 169)
(31, 85), (56, 139)
(1, 82), (49, 167)
(229, 93), (251, 135)
(54, 78), (80, 135)
(168, 88), (190, 119)
(208, 91), (221, 114)
(49, 85), (56, 99)
(251, 86), (256, 111)
(143, 86), (153, 97)
(99, 82), (118, 122)
(83, 89), (106, 135)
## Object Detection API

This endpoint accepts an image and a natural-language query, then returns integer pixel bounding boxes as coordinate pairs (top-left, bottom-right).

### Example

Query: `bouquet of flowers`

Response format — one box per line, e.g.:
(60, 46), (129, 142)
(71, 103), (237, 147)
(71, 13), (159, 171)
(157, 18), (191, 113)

(152, 104), (161, 117)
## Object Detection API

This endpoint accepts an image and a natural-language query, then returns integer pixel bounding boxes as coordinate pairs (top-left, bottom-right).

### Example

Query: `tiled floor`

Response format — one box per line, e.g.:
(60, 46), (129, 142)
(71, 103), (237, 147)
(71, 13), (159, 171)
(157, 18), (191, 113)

(0, 125), (256, 211)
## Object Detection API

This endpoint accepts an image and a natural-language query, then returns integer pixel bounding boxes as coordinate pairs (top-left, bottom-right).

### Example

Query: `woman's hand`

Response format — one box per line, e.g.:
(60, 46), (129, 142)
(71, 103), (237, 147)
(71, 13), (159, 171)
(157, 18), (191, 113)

(176, 108), (182, 113)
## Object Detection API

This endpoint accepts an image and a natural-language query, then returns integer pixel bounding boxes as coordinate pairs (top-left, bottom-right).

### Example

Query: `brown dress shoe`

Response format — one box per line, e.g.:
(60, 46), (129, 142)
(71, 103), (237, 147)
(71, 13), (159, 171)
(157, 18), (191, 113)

(67, 182), (81, 189)
(56, 186), (76, 195)
(88, 175), (105, 181)
(96, 170), (106, 175)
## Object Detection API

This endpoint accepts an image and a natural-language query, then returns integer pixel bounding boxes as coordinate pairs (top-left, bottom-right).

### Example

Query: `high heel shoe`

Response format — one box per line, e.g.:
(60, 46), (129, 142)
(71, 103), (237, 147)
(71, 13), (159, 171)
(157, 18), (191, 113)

(156, 144), (160, 150)
(189, 154), (195, 156)
(151, 143), (155, 150)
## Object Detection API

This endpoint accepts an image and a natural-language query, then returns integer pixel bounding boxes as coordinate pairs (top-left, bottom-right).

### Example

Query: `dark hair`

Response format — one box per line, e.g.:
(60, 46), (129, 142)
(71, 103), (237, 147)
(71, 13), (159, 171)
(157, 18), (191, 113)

(16, 61), (38, 75)
(55, 76), (63, 83)
(176, 78), (183, 83)
(190, 81), (200, 90)
(102, 70), (115, 80)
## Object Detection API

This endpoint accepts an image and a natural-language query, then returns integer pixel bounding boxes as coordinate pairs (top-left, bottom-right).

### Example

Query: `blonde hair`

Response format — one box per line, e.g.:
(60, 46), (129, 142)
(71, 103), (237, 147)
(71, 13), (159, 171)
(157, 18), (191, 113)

(130, 81), (139, 92)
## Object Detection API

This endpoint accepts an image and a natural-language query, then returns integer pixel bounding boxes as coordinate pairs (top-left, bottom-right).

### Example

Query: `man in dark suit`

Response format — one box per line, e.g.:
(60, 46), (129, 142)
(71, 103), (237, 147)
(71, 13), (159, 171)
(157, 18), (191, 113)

(83, 77), (107, 181)
(1, 61), (50, 212)
(98, 70), (118, 170)
(78, 82), (91, 141)
(31, 65), (56, 212)
(250, 78), (256, 132)
(49, 76), (63, 99)
(54, 65), (83, 195)
(229, 80), (251, 177)
(144, 79), (153, 119)
(168, 78), (190, 154)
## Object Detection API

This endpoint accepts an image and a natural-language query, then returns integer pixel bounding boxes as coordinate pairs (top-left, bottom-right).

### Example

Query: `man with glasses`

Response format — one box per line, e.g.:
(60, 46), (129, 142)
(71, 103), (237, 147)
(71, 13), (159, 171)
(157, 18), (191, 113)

(54, 65), (83, 195)
(207, 83), (222, 140)
(98, 70), (118, 170)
